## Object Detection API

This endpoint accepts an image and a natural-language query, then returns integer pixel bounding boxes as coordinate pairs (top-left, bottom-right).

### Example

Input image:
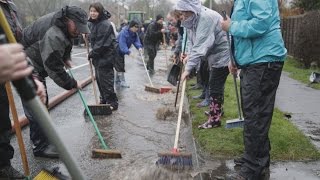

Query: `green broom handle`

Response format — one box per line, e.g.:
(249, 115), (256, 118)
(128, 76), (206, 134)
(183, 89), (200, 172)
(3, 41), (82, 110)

(222, 11), (243, 120)
(67, 69), (110, 150)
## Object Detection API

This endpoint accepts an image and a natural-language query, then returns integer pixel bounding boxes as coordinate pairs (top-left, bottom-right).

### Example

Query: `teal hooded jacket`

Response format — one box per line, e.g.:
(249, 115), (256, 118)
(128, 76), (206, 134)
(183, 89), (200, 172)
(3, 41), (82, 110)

(230, 0), (287, 67)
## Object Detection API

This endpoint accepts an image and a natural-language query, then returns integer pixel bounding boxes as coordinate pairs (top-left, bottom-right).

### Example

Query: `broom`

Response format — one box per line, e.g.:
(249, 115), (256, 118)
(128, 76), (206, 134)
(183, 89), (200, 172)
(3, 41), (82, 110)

(82, 34), (112, 116)
(221, 11), (244, 129)
(67, 69), (121, 158)
(138, 50), (171, 94)
(157, 79), (192, 168)
(0, 8), (85, 180)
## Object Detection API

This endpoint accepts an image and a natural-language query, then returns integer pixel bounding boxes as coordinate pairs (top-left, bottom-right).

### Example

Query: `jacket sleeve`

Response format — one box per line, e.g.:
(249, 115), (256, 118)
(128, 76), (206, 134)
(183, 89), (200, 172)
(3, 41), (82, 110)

(91, 23), (116, 58)
(40, 32), (77, 90)
(230, 0), (273, 38)
(148, 23), (162, 40)
(185, 15), (217, 72)
(118, 31), (130, 55)
(133, 33), (143, 49)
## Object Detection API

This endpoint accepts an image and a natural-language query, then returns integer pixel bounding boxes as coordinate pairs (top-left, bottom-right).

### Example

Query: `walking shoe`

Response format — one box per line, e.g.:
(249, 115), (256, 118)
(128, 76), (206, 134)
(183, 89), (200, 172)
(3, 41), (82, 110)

(120, 81), (130, 88)
(198, 120), (221, 129)
(192, 93), (205, 99)
(196, 99), (210, 107)
(33, 144), (59, 159)
(0, 165), (25, 179)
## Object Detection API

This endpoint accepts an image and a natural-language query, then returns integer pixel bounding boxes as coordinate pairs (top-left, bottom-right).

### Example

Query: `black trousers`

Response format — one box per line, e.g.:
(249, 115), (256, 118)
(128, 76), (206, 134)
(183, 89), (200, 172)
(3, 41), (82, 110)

(95, 64), (118, 107)
(22, 77), (49, 151)
(144, 44), (157, 71)
(208, 66), (229, 98)
(240, 62), (283, 178)
(0, 84), (14, 167)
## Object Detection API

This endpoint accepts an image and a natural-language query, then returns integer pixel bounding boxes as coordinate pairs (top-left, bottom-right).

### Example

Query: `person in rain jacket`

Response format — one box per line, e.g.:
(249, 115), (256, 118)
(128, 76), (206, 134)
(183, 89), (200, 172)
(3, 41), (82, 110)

(221, 0), (287, 179)
(177, 0), (230, 128)
(20, 6), (89, 159)
(115, 20), (143, 88)
(88, 2), (119, 110)
(143, 14), (165, 74)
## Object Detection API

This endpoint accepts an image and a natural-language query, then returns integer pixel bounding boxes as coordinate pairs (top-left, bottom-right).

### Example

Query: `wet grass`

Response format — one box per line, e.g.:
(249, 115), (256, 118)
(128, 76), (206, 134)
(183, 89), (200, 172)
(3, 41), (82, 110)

(283, 57), (320, 90)
(187, 77), (320, 161)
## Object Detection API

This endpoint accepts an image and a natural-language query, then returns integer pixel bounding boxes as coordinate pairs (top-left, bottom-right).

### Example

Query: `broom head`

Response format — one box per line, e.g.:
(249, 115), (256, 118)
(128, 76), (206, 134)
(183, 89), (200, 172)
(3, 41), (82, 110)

(92, 148), (122, 159)
(157, 149), (192, 168)
(84, 104), (112, 116)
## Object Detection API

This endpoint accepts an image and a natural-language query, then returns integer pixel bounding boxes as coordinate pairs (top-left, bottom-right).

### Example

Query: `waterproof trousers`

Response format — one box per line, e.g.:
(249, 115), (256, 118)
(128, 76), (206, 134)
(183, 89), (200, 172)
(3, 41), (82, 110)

(240, 62), (283, 179)
(95, 64), (118, 108)
(144, 43), (157, 72)
(0, 84), (13, 167)
(22, 77), (49, 152)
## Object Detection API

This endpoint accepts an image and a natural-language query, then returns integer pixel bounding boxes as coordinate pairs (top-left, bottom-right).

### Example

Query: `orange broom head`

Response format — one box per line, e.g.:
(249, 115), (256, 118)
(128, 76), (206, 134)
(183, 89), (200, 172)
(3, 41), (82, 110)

(92, 149), (122, 159)
(159, 86), (172, 94)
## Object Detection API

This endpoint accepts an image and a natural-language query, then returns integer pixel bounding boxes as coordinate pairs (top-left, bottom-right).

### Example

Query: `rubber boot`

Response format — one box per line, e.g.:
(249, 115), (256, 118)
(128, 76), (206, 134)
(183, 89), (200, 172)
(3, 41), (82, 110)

(198, 96), (223, 129)
(119, 72), (130, 88)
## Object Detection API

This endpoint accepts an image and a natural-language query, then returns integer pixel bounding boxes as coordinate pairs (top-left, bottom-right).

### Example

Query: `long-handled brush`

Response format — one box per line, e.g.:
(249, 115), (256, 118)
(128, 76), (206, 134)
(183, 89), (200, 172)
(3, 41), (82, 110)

(138, 50), (172, 94)
(67, 69), (121, 158)
(83, 35), (112, 116)
(157, 79), (192, 168)
(222, 11), (244, 129)
(0, 9), (86, 179)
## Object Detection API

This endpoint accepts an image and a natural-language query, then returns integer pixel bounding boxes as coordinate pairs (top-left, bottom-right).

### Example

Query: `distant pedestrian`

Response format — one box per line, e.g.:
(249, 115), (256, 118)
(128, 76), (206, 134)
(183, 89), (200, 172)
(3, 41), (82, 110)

(221, 0), (287, 179)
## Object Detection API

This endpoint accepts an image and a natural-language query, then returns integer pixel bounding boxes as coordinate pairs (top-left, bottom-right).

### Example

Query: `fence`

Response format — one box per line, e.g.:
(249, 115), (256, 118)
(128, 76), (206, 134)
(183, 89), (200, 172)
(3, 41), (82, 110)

(281, 11), (320, 67)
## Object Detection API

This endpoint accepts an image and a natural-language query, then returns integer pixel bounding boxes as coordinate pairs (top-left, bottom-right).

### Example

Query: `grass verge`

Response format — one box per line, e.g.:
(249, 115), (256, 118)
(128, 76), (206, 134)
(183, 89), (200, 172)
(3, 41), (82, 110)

(283, 57), (320, 90)
(187, 76), (320, 161)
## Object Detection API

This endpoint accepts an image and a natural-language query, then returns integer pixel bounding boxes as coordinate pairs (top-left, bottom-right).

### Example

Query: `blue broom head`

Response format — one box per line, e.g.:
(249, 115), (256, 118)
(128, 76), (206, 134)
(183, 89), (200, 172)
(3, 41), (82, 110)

(225, 119), (244, 129)
(156, 153), (193, 169)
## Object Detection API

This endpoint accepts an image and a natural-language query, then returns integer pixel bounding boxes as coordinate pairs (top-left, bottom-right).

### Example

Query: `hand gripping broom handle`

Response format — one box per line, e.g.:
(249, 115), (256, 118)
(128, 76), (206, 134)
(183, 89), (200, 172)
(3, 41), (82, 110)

(173, 79), (187, 150)
(0, 8), (86, 180)
(139, 50), (154, 87)
(222, 11), (243, 120)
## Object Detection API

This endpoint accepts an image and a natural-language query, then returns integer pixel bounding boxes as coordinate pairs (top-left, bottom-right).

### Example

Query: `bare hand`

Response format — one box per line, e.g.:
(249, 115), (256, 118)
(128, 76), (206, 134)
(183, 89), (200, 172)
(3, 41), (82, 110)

(180, 71), (190, 82)
(161, 29), (165, 33)
(221, 15), (231, 32)
(34, 79), (47, 104)
(0, 44), (32, 83)
(76, 80), (82, 90)
(228, 61), (238, 75)
(180, 53), (188, 64)
(64, 60), (72, 69)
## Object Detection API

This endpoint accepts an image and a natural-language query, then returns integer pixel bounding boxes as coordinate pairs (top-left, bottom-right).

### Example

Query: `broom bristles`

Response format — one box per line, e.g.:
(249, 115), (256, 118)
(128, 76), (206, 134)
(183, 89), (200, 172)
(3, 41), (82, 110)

(156, 152), (192, 168)
(91, 149), (122, 159)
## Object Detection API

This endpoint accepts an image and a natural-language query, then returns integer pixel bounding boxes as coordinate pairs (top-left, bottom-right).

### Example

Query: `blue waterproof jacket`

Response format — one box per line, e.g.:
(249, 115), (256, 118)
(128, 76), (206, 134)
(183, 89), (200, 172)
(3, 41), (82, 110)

(230, 0), (287, 67)
(118, 26), (142, 56)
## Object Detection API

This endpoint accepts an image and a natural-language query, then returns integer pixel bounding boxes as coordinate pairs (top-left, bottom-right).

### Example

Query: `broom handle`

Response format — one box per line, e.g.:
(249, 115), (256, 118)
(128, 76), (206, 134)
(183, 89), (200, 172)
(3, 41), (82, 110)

(173, 79), (186, 150)
(174, 31), (187, 108)
(222, 11), (243, 120)
(5, 83), (30, 177)
(83, 34), (99, 104)
(0, 8), (86, 180)
(162, 33), (168, 69)
(67, 69), (110, 150)
(139, 51), (154, 87)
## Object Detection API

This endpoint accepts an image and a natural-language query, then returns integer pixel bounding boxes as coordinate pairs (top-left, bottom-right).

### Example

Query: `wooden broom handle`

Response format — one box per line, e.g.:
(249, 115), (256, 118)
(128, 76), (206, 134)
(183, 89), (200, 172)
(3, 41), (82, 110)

(5, 83), (30, 176)
(83, 34), (99, 104)
(173, 79), (187, 149)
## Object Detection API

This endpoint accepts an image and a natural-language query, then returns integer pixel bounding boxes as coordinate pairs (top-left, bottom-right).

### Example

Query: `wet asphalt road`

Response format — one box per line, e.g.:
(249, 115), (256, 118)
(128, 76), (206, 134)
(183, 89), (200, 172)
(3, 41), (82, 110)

(8, 46), (320, 179)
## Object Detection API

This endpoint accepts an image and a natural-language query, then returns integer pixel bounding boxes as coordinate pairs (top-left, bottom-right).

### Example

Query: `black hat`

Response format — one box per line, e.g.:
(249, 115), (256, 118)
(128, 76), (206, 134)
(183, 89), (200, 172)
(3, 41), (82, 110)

(129, 20), (139, 28)
(156, 14), (164, 22)
(65, 6), (90, 34)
